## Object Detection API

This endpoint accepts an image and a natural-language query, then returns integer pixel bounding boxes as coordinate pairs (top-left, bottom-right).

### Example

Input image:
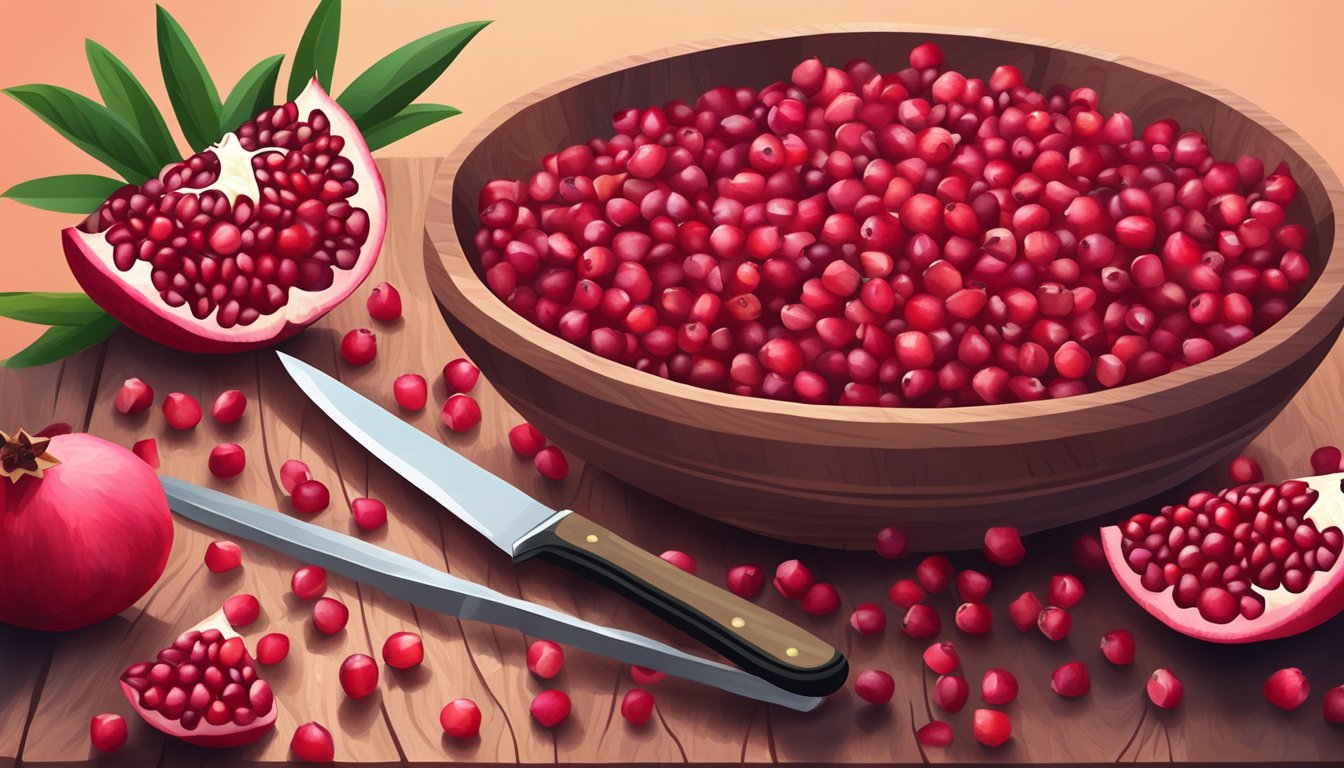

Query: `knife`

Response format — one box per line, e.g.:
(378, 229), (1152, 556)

(277, 352), (847, 697)
(161, 477), (822, 711)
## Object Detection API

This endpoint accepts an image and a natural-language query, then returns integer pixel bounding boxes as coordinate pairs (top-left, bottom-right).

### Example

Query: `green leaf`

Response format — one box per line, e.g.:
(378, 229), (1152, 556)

(2, 174), (127, 214)
(361, 103), (460, 152)
(85, 39), (179, 167)
(156, 4), (221, 151)
(3, 312), (120, 369)
(220, 54), (284, 130)
(337, 20), (490, 127)
(3, 84), (162, 183)
(287, 0), (341, 100)
(0, 292), (108, 325)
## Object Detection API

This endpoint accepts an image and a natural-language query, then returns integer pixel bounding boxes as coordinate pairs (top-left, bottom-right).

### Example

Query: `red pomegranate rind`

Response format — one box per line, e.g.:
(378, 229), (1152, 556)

(1102, 472), (1344, 642)
(63, 79), (386, 353)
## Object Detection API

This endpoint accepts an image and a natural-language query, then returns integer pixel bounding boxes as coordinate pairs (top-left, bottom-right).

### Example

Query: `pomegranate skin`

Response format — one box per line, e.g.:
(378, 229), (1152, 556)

(0, 432), (173, 631)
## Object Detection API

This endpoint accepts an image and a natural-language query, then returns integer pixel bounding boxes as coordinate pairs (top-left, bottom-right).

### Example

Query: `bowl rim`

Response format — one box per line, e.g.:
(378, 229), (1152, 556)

(424, 23), (1344, 447)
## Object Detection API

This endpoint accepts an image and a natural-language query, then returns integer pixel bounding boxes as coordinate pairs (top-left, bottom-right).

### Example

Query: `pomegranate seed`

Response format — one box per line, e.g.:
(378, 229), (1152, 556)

(773, 559), (814, 598)
(1038, 606), (1072, 641)
(530, 689), (571, 727)
(1325, 685), (1344, 723)
(291, 565), (327, 599)
(292, 479), (330, 514)
(916, 555), (953, 593)
(956, 570), (992, 602)
(204, 540), (242, 573)
(981, 668), (1019, 705)
(280, 459), (313, 493)
(630, 665), (665, 685)
(854, 669), (895, 704)
(256, 632), (290, 665)
(290, 722), (335, 763)
(162, 392), (202, 429)
(115, 377), (154, 414)
(1147, 669), (1184, 708)
(312, 596), (349, 634)
(132, 437), (160, 468)
(923, 641), (959, 674)
(208, 442), (246, 478)
(534, 446), (569, 480)
(441, 394), (481, 431)
(1100, 629), (1136, 665)
(1229, 455), (1263, 484)
(508, 423), (546, 457)
(973, 709), (1012, 747)
(850, 603), (886, 635)
(621, 688), (656, 724)
(367, 282), (402, 321)
(1073, 532), (1106, 571)
(351, 497), (388, 531)
(659, 550), (696, 574)
(955, 602), (993, 634)
(211, 389), (247, 424)
(340, 329), (377, 365)
(1264, 668), (1310, 710)
(916, 721), (953, 747)
(875, 526), (908, 558)
(90, 713), (127, 753)
(222, 593), (260, 627)
(440, 698), (482, 738)
(1048, 573), (1085, 609)
(1051, 660), (1091, 697)
(443, 358), (480, 393)
(382, 631), (424, 669)
(1008, 591), (1043, 631)
(934, 674), (969, 713)
(888, 578), (925, 608)
(527, 640), (565, 678)
(339, 653), (379, 699)
(1311, 445), (1343, 474)
(393, 374), (428, 410)
(983, 526), (1025, 566)
(726, 564), (765, 598)
(902, 604), (942, 639)
(800, 582), (841, 615)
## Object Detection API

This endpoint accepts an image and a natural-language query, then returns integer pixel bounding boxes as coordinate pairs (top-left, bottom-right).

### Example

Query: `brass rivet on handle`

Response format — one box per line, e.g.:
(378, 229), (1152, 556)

(785, 647), (799, 657)
(730, 616), (746, 628)
(585, 534), (599, 543)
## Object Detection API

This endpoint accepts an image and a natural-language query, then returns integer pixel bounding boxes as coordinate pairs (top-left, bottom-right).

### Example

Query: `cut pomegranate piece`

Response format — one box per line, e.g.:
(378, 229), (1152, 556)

(1102, 473), (1344, 641)
(64, 80), (385, 353)
(119, 623), (276, 747)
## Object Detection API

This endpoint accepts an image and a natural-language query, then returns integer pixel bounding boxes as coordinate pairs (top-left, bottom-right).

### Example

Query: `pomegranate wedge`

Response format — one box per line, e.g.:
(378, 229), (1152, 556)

(1102, 472), (1344, 642)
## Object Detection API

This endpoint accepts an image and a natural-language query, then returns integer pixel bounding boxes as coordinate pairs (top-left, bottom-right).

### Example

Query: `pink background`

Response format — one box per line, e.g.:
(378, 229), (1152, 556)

(2, 0), (1341, 358)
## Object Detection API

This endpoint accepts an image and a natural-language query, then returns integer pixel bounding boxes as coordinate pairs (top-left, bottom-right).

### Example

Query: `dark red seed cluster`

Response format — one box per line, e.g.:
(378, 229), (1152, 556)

(120, 629), (274, 731)
(1119, 480), (1341, 622)
(474, 42), (1311, 406)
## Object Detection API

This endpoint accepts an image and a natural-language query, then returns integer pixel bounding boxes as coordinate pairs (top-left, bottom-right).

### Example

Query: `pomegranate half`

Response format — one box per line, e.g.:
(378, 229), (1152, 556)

(63, 78), (386, 353)
(1102, 473), (1344, 642)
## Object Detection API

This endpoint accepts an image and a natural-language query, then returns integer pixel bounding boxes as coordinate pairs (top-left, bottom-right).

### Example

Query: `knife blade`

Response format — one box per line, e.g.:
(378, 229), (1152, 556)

(278, 352), (847, 696)
(163, 477), (822, 711)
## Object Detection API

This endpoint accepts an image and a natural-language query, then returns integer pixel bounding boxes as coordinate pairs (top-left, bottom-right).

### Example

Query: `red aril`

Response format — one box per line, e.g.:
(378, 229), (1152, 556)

(366, 282), (402, 321)
(133, 437), (160, 468)
(630, 665), (665, 685)
(340, 329), (376, 365)
(854, 669), (895, 704)
(312, 596), (349, 634)
(1051, 661), (1091, 697)
(916, 555), (953, 593)
(1264, 667), (1309, 710)
(659, 550), (697, 574)
(955, 602), (993, 634)
(774, 559), (814, 598)
(956, 570), (992, 602)
(291, 479), (330, 514)
(527, 640), (565, 678)
(849, 603), (886, 634)
(1008, 591), (1042, 632)
(973, 709), (1012, 747)
(916, 721), (953, 747)
(981, 668), (1019, 705)
(726, 564), (765, 598)
(1038, 606), (1072, 641)
(90, 713), (127, 753)
(116, 378), (154, 414)
(280, 459), (313, 493)
(923, 641), (959, 674)
(800, 582), (841, 615)
(508, 423), (546, 457)
(256, 633), (289, 665)
(382, 631), (424, 669)
(1229, 455), (1264, 483)
(530, 689), (571, 727)
(984, 527), (1025, 566)
(1100, 629), (1136, 665)
(338, 653), (379, 699)
(621, 689), (656, 724)
(1147, 668), (1183, 708)
(291, 722), (335, 763)
(392, 374), (427, 410)
(1073, 532), (1107, 571)
(440, 699), (481, 738)
(204, 540), (242, 573)
(443, 358), (480, 393)
(1311, 446), (1344, 475)
(163, 393), (202, 429)
(208, 443), (246, 478)
(222, 593), (260, 627)
(903, 604), (941, 639)
(291, 565), (327, 599)
(211, 390), (246, 424)
(534, 446), (569, 479)
(1048, 573), (1085, 609)
(875, 526), (908, 558)
(1325, 685), (1344, 723)
(934, 674), (969, 713)
(350, 497), (387, 531)
(888, 578), (925, 608)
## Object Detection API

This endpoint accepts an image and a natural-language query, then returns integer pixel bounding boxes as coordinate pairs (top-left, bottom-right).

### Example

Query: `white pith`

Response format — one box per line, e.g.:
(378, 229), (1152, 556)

(68, 79), (386, 345)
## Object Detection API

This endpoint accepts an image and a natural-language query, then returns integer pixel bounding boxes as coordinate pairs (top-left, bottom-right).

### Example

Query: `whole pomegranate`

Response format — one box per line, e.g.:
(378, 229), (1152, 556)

(63, 79), (386, 353)
(0, 429), (173, 630)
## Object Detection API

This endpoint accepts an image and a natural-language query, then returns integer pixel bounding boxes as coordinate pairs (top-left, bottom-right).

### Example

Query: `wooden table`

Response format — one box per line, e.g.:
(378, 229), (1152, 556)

(2, 157), (1342, 766)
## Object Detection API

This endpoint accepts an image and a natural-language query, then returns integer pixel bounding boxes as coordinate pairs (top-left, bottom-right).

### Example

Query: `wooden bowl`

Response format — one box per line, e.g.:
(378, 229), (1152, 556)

(424, 25), (1344, 550)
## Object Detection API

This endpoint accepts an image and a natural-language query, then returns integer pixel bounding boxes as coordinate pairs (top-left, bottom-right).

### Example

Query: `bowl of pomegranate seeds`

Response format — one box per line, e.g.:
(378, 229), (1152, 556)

(425, 27), (1344, 549)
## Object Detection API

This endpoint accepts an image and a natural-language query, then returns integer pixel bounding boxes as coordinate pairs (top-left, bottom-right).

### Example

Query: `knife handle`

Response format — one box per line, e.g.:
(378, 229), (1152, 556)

(514, 511), (848, 697)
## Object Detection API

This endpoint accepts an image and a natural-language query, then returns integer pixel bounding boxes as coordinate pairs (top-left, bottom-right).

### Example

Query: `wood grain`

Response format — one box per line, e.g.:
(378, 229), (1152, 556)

(423, 25), (1344, 550)
(2, 157), (1342, 767)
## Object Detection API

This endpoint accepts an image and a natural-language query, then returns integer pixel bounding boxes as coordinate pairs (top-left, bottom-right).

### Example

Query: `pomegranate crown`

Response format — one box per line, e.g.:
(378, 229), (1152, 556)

(1, 428), (60, 482)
